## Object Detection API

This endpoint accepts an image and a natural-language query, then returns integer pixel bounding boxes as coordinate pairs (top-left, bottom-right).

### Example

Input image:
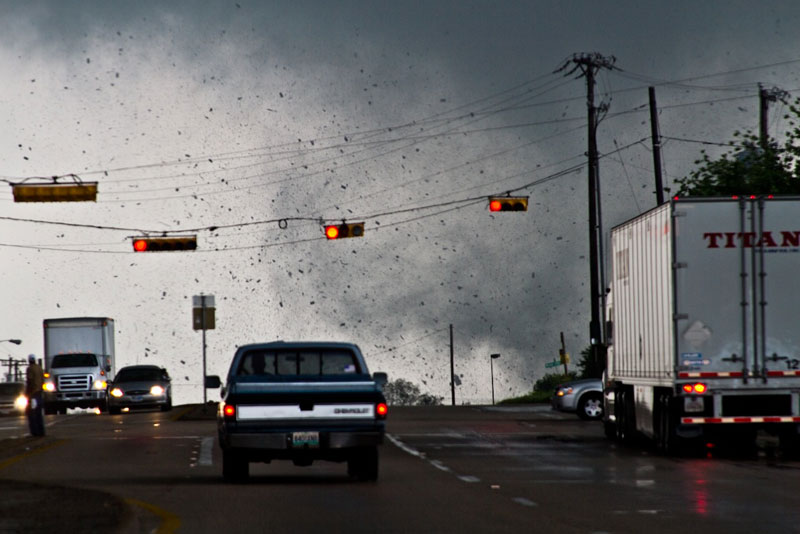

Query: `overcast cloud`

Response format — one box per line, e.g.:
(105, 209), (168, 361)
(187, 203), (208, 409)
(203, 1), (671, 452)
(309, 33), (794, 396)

(2, 1), (800, 404)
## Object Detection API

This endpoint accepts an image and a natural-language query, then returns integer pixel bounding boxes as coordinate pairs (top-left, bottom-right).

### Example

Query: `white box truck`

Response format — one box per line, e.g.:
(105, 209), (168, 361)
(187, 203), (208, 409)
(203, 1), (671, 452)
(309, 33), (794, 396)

(42, 317), (115, 414)
(604, 196), (800, 452)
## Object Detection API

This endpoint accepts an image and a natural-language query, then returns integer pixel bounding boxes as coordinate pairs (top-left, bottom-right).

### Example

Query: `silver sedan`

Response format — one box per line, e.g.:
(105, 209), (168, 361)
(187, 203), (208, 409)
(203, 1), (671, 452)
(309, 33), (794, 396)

(551, 378), (604, 420)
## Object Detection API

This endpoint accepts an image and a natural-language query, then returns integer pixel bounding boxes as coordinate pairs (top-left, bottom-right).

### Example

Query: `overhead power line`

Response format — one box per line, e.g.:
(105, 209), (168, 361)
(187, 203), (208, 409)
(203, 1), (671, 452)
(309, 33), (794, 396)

(0, 136), (649, 255)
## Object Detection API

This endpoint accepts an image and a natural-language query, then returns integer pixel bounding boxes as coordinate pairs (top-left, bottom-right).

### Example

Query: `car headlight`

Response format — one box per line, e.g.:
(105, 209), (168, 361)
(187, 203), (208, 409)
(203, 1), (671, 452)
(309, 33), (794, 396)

(109, 387), (124, 398)
(93, 380), (108, 390)
(15, 395), (28, 411)
(43, 382), (55, 392)
(556, 387), (573, 397)
(150, 385), (165, 396)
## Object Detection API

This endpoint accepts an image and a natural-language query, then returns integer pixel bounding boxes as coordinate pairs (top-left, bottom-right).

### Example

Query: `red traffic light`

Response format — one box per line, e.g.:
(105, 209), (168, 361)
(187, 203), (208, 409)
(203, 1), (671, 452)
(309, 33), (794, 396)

(131, 236), (197, 252)
(488, 196), (528, 212)
(324, 222), (365, 240)
(325, 225), (340, 240)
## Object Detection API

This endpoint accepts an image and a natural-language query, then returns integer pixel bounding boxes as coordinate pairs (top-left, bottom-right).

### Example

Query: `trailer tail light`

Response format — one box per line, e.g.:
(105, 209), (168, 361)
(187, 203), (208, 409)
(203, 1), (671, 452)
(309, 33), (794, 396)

(223, 403), (236, 418)
(376, 402), (388, 419)
(683, 383), (707, 394)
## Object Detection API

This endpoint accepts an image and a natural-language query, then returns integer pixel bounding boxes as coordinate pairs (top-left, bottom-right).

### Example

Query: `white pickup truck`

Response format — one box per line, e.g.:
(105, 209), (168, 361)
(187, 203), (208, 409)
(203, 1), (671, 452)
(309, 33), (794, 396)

(208, 341), (388, 482)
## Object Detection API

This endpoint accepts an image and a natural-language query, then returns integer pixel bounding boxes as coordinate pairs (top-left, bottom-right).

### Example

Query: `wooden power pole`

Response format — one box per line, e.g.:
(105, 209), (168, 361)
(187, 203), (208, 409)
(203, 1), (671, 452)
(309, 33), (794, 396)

(555, 53), (617, 365)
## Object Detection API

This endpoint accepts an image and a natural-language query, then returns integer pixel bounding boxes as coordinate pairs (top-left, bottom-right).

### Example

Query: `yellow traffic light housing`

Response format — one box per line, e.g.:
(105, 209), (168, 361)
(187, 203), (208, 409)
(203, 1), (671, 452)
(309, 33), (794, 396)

(132, 236), (198, 252)
(324, 222), (365, 240)
(488, 196), (528, 212)
(12, 182), (98, 202)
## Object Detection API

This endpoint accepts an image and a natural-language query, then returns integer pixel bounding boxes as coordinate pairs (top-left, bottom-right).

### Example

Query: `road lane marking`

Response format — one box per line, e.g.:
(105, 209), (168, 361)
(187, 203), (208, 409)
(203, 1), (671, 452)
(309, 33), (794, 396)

(125, 498), (181, 534)
(198, 437), (214, 466)
(0, 439), (68, 471)
(386, 433), (426, 458)
(389, 432), (545, 512)
(429, 460), (452, 473)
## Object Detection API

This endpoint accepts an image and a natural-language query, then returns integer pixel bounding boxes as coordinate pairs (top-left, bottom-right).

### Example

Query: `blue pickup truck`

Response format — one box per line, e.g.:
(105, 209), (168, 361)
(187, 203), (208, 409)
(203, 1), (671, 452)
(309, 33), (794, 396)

(207, 341), (388, 482)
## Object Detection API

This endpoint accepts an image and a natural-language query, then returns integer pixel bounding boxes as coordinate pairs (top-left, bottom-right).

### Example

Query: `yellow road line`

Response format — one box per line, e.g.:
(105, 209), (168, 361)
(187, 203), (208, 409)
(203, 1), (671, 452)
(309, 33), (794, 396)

(168, 405), (196, 422)
(125, 498), (182, 534)
(0, 439), (68, 471)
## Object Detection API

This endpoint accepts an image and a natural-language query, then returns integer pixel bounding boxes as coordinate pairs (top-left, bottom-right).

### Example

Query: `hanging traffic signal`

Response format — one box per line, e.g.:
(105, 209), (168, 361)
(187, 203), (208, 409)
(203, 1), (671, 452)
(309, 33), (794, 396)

(131, 236), (198, 252)
(12, 182), (98, 202)
(489, 196), (528, 212)
(324, 222), (365, 240)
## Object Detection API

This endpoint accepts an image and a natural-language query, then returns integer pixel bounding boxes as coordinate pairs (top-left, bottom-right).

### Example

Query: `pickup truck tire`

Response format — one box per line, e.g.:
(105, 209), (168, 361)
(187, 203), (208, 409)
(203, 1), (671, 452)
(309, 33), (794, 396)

(109, 406), (121, 415)
(347, 446), (378, 481)
(222, 450), (249, 483)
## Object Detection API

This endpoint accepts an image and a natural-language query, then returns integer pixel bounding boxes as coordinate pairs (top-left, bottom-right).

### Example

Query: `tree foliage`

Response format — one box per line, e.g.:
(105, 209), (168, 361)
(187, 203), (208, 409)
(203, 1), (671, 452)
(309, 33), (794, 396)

(674, 97), (800, 197)
(382, 378), (443, 406)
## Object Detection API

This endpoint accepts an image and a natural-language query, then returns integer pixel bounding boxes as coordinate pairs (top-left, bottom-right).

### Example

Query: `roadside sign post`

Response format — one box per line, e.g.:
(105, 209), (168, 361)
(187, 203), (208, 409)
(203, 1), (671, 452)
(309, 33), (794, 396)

(193, 295), (216, 404)
(559, 331), (570, 375)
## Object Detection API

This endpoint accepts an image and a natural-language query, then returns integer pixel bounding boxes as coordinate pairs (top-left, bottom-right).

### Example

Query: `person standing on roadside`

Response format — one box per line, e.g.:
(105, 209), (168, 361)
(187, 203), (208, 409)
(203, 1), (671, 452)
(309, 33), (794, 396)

(25, 354), (45, 437)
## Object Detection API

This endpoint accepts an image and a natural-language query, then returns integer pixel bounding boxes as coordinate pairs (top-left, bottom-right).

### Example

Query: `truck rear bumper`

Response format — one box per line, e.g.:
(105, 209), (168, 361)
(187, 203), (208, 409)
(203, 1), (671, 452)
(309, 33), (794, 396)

(223, 430), (383, 450)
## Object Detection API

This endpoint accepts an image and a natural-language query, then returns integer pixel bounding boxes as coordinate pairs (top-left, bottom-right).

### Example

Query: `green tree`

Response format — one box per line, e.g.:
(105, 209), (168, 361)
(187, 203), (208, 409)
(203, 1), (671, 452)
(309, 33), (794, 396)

(382, 378), (443, 406)
(674, 97), (800, 197)
(577, 345), (605, 379)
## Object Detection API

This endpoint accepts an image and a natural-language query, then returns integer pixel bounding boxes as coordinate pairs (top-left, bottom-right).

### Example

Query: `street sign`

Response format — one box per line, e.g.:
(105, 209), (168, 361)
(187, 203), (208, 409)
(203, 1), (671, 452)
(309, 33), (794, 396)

(545, 360), (560, 368)
(192, 295), (216, 330)
(193, 294), (215, 405)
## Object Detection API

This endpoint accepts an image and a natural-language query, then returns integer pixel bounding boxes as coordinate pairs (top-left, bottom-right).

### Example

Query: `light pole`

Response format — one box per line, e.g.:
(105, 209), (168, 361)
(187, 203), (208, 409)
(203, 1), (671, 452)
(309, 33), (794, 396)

(490, 354), (501, 405)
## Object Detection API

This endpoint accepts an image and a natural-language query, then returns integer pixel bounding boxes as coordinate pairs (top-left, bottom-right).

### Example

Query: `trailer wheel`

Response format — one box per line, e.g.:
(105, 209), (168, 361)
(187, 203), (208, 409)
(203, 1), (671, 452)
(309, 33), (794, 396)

(604, 420), (617, 440)
(616, 389), (637, 444)
(656, 393), (676, 454)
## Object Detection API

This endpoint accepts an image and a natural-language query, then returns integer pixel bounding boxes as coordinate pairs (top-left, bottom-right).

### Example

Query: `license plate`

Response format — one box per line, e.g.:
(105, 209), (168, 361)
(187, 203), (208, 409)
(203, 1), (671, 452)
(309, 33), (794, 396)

(131, 396), (143, 403)
(684, 397), (704, 413)
(291, 431), (320, 448)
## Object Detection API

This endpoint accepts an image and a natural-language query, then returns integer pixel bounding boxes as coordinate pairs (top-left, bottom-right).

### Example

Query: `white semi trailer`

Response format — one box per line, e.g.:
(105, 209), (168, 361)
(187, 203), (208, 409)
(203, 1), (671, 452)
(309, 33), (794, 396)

(603, 196), (800, 452)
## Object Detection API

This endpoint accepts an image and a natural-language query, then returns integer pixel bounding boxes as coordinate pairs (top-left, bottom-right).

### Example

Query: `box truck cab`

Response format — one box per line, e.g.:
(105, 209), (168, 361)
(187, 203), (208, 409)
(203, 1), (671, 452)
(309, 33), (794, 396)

(42, 318), (115, 414)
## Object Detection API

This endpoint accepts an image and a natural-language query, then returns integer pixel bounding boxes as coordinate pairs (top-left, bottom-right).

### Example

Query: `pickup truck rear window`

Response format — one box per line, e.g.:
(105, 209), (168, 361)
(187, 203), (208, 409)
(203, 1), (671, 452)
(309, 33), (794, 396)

(236, 349), (361, 376)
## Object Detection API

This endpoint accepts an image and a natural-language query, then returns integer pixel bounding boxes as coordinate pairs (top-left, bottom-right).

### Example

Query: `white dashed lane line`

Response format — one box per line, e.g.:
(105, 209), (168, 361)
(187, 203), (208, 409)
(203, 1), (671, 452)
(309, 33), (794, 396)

(387, 433), (536, 508)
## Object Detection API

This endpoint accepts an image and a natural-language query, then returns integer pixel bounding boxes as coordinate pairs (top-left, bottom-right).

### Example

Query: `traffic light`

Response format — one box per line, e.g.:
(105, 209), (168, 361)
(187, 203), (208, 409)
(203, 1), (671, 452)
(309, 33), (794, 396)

(131, 236), (197, 252)
(324, 222), (365, 240)
(488, 196), (528, 212)
(12, 182), (98, 202)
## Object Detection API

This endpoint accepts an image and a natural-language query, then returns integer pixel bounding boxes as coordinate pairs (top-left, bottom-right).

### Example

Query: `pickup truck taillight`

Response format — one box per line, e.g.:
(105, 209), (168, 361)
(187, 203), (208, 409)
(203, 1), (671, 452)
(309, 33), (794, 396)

(223, 403), (236, 418)
(376, 403), (388, 419)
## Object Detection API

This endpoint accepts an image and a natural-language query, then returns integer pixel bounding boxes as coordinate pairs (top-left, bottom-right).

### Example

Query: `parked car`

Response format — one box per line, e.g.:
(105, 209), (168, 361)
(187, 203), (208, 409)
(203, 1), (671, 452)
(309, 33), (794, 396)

(0, 382), (27, 416)
(551, 378), (603, 420)
(107, 365), (172, 414)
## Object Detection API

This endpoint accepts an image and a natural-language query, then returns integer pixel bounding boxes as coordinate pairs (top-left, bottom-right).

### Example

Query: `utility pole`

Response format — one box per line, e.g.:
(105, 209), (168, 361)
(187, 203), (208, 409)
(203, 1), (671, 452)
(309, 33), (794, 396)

(759, 83), (790, 150)
(555, 53), (616, 369)
(450, 324), (455, 406)
(649, 87), (665, 205)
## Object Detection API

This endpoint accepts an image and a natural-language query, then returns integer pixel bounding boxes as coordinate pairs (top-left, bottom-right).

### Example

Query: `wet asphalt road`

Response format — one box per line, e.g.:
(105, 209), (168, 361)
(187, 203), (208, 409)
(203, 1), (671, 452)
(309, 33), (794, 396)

(0, 404), (799, 533)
